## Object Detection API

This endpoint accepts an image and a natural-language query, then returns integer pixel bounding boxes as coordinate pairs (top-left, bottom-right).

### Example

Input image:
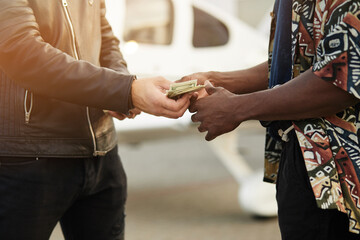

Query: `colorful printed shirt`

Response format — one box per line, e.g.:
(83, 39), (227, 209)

(264, 0), (360, 234)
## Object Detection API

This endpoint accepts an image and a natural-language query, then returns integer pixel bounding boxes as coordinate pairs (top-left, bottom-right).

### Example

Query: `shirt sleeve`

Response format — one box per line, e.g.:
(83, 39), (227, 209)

(0, 0), (133, 113)
(312, 9), (360, 99)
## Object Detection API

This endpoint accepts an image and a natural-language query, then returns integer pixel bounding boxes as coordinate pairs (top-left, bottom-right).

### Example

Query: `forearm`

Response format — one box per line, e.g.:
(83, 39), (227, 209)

(190, 65), (359, 141)
(211, 61), (268, 94)
(237, 69), (359, 122)
(0, 1), (134, 113)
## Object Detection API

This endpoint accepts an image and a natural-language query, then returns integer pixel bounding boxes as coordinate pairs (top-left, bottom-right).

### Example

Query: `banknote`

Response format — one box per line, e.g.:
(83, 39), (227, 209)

(166, 80), (204, 99)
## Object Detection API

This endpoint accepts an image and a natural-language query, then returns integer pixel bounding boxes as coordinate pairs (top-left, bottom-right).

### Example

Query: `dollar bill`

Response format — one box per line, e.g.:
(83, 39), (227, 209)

(166, 79), (204, 99)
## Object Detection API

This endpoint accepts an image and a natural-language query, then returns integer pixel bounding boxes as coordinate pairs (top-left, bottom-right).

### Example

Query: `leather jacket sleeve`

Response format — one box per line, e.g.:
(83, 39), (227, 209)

(100, 0), (130, 74)
(0, 0), (134, 113)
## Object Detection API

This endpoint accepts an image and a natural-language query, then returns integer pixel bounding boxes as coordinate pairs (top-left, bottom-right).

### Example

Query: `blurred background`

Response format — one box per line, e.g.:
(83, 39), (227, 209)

(51, 0), (281, 239)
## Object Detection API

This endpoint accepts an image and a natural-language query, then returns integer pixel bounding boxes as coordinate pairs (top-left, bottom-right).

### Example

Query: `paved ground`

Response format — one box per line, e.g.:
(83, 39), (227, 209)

(50, 121), (281, 240)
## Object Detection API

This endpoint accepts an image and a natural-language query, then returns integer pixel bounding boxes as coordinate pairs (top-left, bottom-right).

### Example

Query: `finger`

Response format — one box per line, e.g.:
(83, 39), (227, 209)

(189, 93), (202, 113)
(205, 132), (217, 141)
(197, 123), (207, 133)
(204, 80), (217, 95)
(169, 96), (191, 118)
(189, 101), (198, 113)
(177, 98), (191, 117)
(196, 89), (208, 99)
(157, 98), (191, 119)
(174, 94), (191, 110)
(191, 113), (200, 123)
(130, 108), (142, 115)
(161, 94), (190, 112)
(190, 92), (199, 101)
(188, 93), (198, 113)
(125, 111), (134, 116)
(127, 111), (140, 118)
(114, 114), (127, 120)
(107, 111), (127, 120)
(126, 113), (136, 119)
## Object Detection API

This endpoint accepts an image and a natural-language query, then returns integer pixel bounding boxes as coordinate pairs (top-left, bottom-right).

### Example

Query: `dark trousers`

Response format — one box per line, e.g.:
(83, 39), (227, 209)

(276, 132), (359, 240)
(0, 147), (127, 240)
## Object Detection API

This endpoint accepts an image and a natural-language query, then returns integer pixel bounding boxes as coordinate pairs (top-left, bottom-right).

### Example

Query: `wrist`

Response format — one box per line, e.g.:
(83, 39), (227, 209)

(234, 92), (264, 122)
(207, 71), (221, 87)
(128, 75), (137, 110)
(212, 71), (242, 93)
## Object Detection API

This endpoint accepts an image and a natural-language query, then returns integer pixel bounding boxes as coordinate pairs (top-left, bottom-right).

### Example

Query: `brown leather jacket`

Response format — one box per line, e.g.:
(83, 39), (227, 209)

(0, 0), (135, 157)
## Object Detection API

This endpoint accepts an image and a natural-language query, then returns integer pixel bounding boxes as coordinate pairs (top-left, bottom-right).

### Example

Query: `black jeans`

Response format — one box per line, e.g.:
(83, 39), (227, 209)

(276, 132), (359, 240)
(0, 147), (127, 240)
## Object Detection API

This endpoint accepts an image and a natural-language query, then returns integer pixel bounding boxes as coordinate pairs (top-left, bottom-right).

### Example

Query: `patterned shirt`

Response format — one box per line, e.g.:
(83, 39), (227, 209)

(264, 0), (360, 234)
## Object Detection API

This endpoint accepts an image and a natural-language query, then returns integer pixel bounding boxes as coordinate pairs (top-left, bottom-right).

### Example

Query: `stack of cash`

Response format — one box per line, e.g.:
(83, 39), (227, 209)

(166, 79), (204, 99)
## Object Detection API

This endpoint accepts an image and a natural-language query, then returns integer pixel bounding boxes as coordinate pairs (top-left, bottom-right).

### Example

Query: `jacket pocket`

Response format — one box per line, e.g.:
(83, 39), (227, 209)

(24, 89), (33, 124)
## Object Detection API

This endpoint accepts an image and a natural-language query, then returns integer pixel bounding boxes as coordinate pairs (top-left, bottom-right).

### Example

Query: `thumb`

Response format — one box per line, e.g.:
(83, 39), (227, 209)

(155, 77), (171, 91)
(204, 80), (216, 95)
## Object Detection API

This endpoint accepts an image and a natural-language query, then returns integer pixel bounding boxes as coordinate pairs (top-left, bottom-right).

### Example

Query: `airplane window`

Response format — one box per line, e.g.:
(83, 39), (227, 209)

(124, 0), (174, 45)
(192, 7), (229, 48)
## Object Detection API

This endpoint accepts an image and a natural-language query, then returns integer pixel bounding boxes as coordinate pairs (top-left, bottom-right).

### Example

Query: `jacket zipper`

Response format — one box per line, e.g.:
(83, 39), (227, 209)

(24, 90), (33, 124)
(62, 0), (106, 156)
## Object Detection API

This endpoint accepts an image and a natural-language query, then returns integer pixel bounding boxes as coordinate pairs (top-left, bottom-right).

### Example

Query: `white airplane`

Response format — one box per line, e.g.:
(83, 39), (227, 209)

(106, 0), (277, 217)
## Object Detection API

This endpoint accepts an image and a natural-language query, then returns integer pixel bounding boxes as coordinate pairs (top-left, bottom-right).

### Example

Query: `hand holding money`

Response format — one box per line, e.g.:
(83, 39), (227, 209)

(166, 79), (205, 99)
(131, 76), (191, 119)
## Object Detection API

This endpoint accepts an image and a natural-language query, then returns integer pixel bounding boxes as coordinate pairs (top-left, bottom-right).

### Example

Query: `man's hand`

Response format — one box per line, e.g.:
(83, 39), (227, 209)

(179, 72), (213, 86)
(190, 81), (241, 141)
(107, 108), (141, 120)
(177, 72), (214, 100)
(179, 63), (269, 95)
(131, 76), (191, 119)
